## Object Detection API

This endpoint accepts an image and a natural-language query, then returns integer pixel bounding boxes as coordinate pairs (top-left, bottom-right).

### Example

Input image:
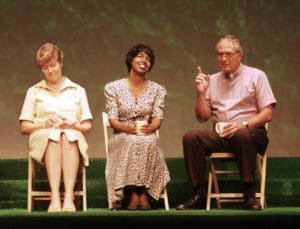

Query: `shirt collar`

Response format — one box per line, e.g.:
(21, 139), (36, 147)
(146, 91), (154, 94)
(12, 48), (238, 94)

(34, 77), (77, 90)
(223, 64), (244, 80)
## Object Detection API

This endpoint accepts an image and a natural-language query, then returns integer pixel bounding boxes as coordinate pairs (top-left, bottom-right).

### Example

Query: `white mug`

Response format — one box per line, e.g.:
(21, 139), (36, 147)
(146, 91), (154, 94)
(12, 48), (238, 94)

(215, 122), (228, 137)
(135, 120), (148, 135)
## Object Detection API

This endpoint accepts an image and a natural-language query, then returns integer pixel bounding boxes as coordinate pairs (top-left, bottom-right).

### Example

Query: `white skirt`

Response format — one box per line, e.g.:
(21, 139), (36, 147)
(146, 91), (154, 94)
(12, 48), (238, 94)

(28, 128), (89, 166)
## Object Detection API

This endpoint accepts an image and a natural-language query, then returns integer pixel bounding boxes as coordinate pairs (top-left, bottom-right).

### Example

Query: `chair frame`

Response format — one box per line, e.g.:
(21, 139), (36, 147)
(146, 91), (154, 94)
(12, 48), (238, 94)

(102, 112), (169, 210)
(206, 123), (268, 210)
(27, 155), (87, 212)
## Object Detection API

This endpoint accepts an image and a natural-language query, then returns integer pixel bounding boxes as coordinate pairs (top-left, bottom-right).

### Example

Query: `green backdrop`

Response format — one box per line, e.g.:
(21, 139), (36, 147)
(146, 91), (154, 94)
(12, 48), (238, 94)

(0, 0), (299, 158)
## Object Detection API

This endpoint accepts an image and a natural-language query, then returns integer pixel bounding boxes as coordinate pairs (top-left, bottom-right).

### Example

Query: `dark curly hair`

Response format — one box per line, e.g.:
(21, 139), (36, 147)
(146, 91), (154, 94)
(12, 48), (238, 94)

(125, 44), (155, 73)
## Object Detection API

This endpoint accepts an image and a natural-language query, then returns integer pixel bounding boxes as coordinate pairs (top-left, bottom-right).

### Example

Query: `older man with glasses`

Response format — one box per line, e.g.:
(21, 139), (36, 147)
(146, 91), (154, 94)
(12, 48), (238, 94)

(176, 35), (277, 211)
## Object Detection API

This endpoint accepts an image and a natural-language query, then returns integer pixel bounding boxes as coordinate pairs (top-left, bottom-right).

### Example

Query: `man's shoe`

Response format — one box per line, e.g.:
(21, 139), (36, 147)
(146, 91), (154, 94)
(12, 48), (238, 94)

(244, 198), (262, 211)
(176, 194), (206, 210)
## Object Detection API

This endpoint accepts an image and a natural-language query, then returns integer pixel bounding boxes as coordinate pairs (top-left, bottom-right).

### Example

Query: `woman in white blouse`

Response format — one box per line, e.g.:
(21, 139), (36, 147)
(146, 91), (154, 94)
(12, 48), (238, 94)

(19, 43), (93, 212)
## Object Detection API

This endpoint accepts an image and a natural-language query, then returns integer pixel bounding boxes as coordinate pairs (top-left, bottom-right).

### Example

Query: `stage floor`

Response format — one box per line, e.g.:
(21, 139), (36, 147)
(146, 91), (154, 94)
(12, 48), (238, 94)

(1, 207), (300, 228)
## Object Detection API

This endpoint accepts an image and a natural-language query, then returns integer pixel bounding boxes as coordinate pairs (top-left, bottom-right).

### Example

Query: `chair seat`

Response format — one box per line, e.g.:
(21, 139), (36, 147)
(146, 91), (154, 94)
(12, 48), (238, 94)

(206, 152), (267, 210)
(27, 157), (87, 212)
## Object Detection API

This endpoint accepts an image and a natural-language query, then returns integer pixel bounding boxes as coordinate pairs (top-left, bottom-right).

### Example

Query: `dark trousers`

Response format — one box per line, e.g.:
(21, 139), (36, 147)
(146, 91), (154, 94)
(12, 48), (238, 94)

(182, 126), (269, 189)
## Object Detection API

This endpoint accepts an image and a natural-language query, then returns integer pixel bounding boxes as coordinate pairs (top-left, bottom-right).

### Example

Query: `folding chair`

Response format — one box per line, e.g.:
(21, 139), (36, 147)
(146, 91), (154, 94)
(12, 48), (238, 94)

(27, 155), (87, 212)
(102, 112), (169, 210)
(206, 123), (268, 210)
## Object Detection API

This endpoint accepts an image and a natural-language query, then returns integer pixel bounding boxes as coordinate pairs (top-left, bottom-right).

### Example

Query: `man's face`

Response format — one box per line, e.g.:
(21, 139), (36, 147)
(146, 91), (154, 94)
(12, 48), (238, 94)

(215, 39), (243, 73)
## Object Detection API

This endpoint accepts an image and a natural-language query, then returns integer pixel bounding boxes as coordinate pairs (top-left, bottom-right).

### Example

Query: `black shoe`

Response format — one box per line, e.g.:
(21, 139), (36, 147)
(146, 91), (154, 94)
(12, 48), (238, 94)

(244, 198), (262, 211)
(110, 201), (122, 211)
(176, 194), (206, 210)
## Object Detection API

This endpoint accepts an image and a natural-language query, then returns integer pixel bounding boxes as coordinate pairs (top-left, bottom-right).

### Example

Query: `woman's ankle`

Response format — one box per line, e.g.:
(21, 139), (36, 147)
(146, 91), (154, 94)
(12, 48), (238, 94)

(126, 190), (139, 210)
(50, 193), (61, 207)
(128, 191), (139, 205)
(62, 193), (75, 208)
(139, 192), (149, 205)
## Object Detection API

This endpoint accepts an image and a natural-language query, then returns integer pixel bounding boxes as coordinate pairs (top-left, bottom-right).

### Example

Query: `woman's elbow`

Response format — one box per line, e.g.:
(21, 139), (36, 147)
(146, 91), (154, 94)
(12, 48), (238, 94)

(20, 126), (30, 135)
(81, 121), (92, 133)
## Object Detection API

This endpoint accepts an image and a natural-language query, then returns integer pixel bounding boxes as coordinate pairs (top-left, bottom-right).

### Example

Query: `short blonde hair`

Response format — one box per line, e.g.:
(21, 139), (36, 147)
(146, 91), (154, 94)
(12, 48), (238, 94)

(35, 43), (63, 68)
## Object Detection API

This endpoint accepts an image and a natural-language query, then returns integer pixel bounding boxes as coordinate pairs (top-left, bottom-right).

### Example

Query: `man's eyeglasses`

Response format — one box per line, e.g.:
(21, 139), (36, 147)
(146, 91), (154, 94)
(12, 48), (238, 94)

(216, 51), (239, 59)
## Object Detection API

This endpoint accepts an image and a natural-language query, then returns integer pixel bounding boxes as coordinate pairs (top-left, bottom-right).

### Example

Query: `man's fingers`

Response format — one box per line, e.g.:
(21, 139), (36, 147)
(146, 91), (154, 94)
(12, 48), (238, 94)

(197, 66), (202, 74)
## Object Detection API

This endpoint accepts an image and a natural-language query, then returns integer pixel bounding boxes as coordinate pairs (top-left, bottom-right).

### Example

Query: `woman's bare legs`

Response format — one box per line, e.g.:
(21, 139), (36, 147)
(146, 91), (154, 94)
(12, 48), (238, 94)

(45, 140), (63, 212)
(45, 134), (80, 212)
(61, 134), (79, 211)
(127, 187), (139, 210)
(138, 187), (151, 210)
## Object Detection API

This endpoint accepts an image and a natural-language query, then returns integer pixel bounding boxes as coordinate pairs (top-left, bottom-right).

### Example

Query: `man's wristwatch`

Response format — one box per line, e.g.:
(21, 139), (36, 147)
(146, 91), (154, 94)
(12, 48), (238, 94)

(242, 121), (249, 128)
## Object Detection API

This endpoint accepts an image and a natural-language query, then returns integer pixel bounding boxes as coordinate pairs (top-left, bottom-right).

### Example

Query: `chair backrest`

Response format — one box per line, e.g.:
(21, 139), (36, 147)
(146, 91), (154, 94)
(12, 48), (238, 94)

(264, 122), (268, 131)
(102, 112), (110, 156)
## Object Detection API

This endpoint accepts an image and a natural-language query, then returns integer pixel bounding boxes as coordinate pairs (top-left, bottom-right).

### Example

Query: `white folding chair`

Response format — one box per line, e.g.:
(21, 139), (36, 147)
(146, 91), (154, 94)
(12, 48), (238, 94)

(102, 112), (169, 210)
(27, 155), (87, 212)
(206, 123), (268, 210)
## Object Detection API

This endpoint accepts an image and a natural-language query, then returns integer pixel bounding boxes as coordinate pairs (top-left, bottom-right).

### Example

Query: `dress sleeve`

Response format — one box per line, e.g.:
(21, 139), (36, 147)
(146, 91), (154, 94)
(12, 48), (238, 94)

(152, 84), (166, 119)
(19, 87), (35, 121)
(104, 82), (119, 120)
(79, 88), (93, 121)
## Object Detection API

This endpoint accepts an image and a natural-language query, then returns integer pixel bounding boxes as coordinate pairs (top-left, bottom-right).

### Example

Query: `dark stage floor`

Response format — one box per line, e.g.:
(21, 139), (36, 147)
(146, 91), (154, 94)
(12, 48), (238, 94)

(1, 208), (300, 228)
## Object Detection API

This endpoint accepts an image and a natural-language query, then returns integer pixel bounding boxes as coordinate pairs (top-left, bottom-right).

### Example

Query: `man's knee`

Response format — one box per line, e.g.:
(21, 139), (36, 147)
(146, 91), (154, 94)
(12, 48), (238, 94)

(232, 128), (251, 142)
(182, 130), (199, 145)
